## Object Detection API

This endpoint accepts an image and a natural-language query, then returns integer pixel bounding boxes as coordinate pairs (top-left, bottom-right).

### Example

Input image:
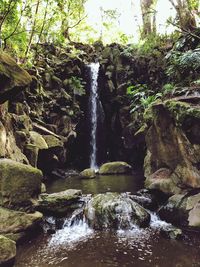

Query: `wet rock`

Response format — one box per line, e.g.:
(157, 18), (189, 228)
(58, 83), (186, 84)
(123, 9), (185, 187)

(158, 194), (188, 226)
(0, 207), (43, 243)
(0, 235), (16, 267)
(160, 225), (183, 240)
(85, 192), (150, 230)
(99, 162), (132, 175)
(80, 168), (96, 179)
(0, 52), (32, 104)
(37, 189), (82, 215)
(0, 159), (42, 210)
(158, 191), (200, 229)
(130, 189), (161, 210)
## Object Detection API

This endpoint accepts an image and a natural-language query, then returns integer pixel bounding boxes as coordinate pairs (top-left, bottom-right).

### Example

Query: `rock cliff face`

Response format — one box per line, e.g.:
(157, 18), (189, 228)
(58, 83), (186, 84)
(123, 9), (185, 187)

(0, 52), (32, 104)
(97, 43), (166, 166)
(144, 98), (200, 195)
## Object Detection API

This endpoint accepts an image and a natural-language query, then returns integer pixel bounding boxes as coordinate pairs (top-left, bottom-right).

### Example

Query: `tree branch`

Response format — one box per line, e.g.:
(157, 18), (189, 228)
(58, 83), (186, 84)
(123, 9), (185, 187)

(68, 14), (87, 29)
(3, 0), (28, 48)
(167, 19), (200, 40)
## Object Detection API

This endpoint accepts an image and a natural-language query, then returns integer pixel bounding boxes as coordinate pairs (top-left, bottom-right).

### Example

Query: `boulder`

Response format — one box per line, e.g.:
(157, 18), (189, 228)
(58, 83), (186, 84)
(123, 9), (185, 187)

(158, 192), (200, 227)
(29, 131), (48, 149)
(0, 235), (16, 266)
(158, 194), (188, 226)
(144, 100), (200, 195)
(0, 207), (43, 242)
(42, 135), (63, 149)
(37, 189), (82, 215)
(188, 203), (200, 227)
(80, 168), (96, 179)
(99, 161), (132, 175)
(160, 225), (182, 240)
(0, 52), (32, 104)
(0, 115), (29, 164)
(24, 144), (39, 167)
(130, 189), (162, 210)
(85, 192), (150, 230)
(0, 159), (42, 209)
(145, 168), (181, 195)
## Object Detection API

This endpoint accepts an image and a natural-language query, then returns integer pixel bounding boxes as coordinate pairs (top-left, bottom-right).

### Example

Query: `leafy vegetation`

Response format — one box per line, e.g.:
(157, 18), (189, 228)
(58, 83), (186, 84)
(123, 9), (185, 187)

(0, 0), (199, 61)
(127, 84), (162, 113)
(69, 76), (86, 97)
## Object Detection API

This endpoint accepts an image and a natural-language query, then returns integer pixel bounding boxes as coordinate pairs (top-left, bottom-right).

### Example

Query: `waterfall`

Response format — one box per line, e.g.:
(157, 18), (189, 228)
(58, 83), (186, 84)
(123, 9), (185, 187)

(89, 62), (100, 170)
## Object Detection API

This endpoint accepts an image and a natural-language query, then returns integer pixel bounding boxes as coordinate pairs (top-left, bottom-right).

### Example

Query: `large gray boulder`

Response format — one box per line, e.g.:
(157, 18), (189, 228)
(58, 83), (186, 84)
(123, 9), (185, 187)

(0, 207), (42, 242)
(37, 189), (82, 215)
(85, 192), (150, 230)
(99, 161), (132, 175)
(80, 168), (96, 179)
(0, 159), (42, 210)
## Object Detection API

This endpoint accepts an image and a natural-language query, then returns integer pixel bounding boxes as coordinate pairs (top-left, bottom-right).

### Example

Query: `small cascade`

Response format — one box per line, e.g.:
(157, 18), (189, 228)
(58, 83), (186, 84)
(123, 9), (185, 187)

(45, 193), (175, 249)
(48, 208), (93, 247)
(88, 62), (100, 170)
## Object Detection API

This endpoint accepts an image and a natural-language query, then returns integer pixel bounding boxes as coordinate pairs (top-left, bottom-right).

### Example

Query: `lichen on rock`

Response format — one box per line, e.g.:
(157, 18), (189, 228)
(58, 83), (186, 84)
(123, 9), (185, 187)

(0, 159), (42, 210)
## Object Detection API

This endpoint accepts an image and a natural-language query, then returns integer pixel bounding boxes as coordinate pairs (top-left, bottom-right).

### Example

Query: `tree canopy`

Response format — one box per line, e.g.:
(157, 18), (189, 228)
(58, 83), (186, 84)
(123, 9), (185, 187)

(0, 0), (199, 61)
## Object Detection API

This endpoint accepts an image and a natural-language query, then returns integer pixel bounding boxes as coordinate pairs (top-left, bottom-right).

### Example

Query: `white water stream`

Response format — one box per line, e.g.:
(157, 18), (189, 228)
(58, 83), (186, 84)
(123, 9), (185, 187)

(89, 62), (100, 170)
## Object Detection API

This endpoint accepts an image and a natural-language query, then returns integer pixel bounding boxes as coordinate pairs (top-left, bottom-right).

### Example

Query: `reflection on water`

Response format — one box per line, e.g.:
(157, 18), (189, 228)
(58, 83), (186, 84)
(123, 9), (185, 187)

(15, 226), (200, 267)
(46, 173), (143, 195)
(15, 174), (200, 267)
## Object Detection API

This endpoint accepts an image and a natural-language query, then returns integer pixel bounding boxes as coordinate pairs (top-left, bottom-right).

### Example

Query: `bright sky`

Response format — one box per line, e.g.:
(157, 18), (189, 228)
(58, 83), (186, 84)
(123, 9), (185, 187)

(85, 0), (176, 42)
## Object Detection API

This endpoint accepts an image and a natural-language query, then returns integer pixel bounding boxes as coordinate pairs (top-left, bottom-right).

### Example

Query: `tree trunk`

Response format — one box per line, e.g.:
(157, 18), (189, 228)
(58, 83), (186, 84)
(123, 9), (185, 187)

(34, 0), (49, 60)
(23, 0), (40, 62)
(169, 0), (197, 31)
(140, 0), (157, 38)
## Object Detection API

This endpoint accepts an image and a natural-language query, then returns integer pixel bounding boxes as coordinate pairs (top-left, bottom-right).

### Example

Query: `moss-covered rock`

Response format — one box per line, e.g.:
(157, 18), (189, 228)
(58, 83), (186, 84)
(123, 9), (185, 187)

(0, 235), (16, 266)
(0, 52), (32, 104)
(37, 189), (82, 215)
(42, 135), (63, 148)
(0, 207), (42, 242)
(80, 168), (96, 179)
(29, 131), (48, 149)
(165, 100), (200, 125)
(99, 161), (132, 175)
(85, 192), (150, 230)
(0, 159), (42, 209)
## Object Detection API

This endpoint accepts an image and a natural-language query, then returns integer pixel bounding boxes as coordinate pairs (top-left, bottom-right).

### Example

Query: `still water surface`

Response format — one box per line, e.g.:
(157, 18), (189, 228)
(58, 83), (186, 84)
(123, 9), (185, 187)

(15, 174), (200, 267)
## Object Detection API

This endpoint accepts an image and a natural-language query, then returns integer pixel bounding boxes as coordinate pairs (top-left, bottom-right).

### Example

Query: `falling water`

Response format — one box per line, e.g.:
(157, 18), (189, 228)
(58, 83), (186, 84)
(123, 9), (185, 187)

(89, 62), (100, 170)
